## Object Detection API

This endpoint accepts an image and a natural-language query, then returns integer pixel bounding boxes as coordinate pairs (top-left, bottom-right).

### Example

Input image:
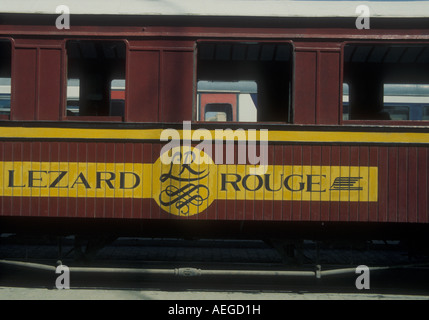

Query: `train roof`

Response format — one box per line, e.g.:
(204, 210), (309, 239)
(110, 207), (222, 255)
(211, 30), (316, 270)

(1, 0), (429, 18)
(343, 84), (429, 97)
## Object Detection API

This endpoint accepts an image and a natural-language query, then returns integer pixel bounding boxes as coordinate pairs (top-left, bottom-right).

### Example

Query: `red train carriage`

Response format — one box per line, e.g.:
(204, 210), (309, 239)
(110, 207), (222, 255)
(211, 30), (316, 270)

(0, 1), (428, 245)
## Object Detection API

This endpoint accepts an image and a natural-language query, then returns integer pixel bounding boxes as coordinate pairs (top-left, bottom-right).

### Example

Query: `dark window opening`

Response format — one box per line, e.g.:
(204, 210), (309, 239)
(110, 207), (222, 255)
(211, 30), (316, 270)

(197, 42), (292, 122)
(343, 44), (429, 121)
(0, 40), (12, 119)
(66, 40), (126, 119)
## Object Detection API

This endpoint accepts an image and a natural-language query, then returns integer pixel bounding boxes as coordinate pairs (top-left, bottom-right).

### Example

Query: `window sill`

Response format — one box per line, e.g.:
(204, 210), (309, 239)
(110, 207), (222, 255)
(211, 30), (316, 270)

(343, 120), (429, 126)
(64, 116), (123, 122)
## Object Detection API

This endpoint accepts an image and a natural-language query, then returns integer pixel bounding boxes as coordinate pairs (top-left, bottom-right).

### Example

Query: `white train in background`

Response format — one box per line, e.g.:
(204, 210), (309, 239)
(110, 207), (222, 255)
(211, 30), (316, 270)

(343, 84), (429, 121)
(1, 78), (428, 121)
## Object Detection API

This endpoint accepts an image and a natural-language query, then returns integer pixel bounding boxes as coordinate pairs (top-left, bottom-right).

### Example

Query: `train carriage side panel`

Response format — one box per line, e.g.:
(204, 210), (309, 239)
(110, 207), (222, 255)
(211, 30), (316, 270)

(11, 47), (36, 120)
(293, 43), (341, 125)
(126, 49), (160, 122)
(294, 49), (316, 124)
(160, 50), (194, 122)
(37, 48), (62, 121)
(0, 15), (428, 239)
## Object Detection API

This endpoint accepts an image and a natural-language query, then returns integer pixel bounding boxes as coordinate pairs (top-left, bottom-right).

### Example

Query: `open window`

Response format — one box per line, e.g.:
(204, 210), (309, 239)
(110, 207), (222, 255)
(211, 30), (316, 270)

(197, 42), (292, 122)
(0, 40), (11, 120)
(343, 44), (429, 122)
(66, 40), (126, 120)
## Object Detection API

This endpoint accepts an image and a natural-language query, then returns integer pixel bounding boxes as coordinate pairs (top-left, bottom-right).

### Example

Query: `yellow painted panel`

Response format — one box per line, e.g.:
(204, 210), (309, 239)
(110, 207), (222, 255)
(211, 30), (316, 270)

(0, 147), (378, 217)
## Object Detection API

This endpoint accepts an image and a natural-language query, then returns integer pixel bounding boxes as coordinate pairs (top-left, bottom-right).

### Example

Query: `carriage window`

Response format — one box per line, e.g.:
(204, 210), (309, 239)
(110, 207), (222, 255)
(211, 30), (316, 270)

(383, 105), (409, 120)
(423, 106), (429, 120)
(204, 103), (233, 122)
(197, 42), (292, 122)
(0, 40), (11, 119)
(66, 40), (126, 119)
(343, 44), (429, 121)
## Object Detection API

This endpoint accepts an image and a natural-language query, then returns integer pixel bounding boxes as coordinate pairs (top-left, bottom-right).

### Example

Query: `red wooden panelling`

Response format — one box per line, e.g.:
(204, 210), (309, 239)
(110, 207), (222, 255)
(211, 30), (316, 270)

(12, 48), (36, 120)
(160, 51), (194, 122)
(126, 50), (160, 122)
(388, 147), (398, 222)
(418, 148), (428, 223)
(407, 147), (418, 223)
(378, 147), (388, 222)
(37, 49), (61, 121)
(293, 51), (316, 124)
(318, 51), (341, 125)
(397, 147), (408, 222)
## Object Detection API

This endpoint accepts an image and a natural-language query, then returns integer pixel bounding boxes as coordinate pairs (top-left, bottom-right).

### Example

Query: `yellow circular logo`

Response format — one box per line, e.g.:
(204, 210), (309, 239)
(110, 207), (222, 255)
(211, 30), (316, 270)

(154, 146), (216, 216)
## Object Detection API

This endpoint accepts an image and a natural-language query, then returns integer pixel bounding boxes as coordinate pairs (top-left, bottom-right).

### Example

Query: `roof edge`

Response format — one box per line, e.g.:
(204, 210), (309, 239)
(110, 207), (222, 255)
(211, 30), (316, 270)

(1, 1), (429, 19)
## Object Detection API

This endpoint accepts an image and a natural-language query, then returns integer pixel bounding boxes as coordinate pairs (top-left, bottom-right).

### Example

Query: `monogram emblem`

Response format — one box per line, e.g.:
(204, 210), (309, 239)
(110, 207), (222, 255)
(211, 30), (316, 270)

(157, 147), (215, 216)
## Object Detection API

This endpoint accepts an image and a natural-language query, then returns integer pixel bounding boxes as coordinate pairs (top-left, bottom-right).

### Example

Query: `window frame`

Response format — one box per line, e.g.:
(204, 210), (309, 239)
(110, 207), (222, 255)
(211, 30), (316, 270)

(194, 39), (295, 124)
(0, 37), (14, 121)
(61, 38), (129, 122)
(340, 41), (429, 126)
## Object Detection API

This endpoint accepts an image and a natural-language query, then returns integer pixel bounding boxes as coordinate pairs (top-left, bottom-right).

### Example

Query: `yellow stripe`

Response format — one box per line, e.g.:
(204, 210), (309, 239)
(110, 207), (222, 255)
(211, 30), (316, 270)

(0, 127), (428, 144)
(268, 131), (429, 144)
(0, 127), (162, 140)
